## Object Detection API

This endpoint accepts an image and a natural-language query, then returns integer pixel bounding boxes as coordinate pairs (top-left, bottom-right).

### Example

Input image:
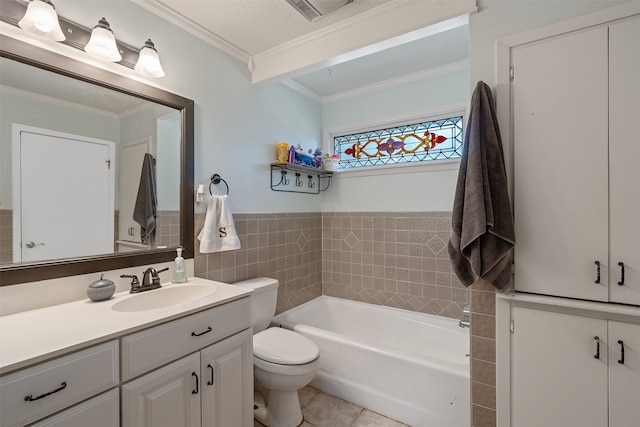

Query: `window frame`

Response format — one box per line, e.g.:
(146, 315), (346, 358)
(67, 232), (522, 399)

(323, 103), (467, 176)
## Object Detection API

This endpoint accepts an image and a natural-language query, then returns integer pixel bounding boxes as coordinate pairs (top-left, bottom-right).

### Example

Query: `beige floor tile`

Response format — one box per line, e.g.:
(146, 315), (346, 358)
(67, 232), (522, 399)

(351, 409), (411, 427)
(298, 385), (321, 408)
(302, 392), (362, 427)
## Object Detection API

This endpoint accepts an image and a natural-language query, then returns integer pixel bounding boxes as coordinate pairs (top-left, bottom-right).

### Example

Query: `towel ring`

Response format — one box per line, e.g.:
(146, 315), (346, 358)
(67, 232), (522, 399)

(209, 174), (229, 195)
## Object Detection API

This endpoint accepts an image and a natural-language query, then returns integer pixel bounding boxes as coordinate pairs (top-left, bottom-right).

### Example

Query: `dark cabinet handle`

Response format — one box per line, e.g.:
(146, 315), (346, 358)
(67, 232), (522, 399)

(191, 326), (212, 337)
(593, 336), (600, 359)
(617, 262), (625, 286)
(618, 340), (625, 365)
(192, 372), (199, 395)
(207, 364), (215, 386)
(24, 381), (67, 402)
(594, 261), (601, 284)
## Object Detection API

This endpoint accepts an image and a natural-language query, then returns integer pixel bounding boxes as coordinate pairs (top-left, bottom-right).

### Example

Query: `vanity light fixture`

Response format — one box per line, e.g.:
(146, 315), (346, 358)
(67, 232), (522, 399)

(84, 17), (122, 62)
(134, 39), (165, 78)
(2, 2), (165, 77)
(18, 0), (65, 41)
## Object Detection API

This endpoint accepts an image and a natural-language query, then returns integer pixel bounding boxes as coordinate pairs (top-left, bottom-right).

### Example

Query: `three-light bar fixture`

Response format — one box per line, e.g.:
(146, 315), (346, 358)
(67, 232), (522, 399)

(1, 0), (165, 77)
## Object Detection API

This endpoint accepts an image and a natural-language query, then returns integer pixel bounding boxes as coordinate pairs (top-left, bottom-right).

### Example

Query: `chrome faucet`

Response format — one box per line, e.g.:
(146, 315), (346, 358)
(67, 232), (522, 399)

(459, 305), (470, 328)
(121, 267), (168, 293)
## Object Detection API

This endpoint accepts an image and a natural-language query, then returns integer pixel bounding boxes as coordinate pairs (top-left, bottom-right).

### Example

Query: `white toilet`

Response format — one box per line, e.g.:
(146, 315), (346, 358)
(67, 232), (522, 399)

(235, 278), (319, 427)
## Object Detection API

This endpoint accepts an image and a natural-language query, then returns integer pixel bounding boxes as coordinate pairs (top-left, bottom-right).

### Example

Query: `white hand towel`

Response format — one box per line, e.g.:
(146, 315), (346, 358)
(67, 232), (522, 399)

(197, 195), (241, 253)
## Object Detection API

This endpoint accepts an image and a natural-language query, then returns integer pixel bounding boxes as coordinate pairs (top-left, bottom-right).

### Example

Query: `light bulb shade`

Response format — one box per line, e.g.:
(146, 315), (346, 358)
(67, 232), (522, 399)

(134, 39), (165, 78)
(18, 0), (65, 41)
(84, 18), (122, 62)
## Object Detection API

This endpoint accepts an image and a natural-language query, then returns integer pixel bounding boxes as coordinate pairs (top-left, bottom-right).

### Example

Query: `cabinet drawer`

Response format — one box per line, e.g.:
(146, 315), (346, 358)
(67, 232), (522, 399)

(29, 389), (119, 427)
(0, 340), (119, 427)
(121, 297), (250, 381)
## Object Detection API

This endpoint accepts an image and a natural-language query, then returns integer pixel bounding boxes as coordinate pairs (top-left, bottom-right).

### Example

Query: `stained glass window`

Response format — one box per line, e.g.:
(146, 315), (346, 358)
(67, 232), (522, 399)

(333, 115), (463, 169)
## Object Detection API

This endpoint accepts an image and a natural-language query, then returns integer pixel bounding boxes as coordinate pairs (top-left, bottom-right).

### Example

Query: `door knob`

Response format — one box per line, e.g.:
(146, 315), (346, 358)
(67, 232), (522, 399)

(25, 241), (46, 249)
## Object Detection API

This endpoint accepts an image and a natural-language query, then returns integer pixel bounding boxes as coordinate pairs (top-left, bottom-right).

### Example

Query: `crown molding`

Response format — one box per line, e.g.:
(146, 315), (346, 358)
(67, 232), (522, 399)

(130, 0), (251, 64)
(281, 79), (323, 103)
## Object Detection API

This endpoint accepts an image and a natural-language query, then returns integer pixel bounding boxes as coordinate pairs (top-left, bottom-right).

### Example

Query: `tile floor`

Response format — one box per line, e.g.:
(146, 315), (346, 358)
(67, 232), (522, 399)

(254, 386), (409, 427)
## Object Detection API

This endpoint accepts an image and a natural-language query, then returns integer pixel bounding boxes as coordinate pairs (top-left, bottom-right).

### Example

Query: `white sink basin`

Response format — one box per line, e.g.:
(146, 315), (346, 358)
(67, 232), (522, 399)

(111, 284), (217, 312)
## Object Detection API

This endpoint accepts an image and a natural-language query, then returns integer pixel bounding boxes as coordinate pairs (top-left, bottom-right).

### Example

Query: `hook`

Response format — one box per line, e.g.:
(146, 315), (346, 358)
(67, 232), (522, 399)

(295, 173), (303, 187)
(308, 175), (316, 188)
(209, 173), (229, 195)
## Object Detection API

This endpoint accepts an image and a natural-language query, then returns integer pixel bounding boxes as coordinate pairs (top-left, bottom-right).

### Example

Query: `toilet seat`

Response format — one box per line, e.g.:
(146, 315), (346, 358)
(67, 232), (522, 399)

(253, 327), (319, 365)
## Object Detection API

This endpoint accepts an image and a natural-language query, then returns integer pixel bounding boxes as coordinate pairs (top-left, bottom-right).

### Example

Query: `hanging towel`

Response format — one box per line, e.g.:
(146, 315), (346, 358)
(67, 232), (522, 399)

(198, 194), (241, 253)
(133, 153), (157, 244)
(448, 81), (515, 290)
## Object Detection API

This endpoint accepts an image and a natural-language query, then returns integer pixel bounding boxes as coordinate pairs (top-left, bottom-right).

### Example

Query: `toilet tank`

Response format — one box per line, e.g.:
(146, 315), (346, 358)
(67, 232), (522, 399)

(233, 278), (278, 332)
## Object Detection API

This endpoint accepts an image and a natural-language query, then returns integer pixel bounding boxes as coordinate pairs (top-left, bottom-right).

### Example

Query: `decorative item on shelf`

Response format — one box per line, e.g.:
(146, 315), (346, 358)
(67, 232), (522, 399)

(323, 154), (339, 171)
(291, 145), (323, 169)
(87, 274), (116, 302)
(276, 142), (289, 163)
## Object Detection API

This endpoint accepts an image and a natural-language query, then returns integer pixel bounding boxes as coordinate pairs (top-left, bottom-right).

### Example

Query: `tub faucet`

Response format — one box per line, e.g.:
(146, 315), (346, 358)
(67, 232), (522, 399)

(459, 305), (470, 328)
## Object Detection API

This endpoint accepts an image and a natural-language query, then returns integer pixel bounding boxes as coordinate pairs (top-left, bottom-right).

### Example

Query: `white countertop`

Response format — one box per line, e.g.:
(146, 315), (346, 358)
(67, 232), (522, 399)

(0, 278), (251, 375)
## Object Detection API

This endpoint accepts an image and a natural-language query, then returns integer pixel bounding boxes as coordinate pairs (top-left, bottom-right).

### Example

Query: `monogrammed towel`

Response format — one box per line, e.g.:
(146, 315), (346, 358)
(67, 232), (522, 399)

(197, 195), (241, 253)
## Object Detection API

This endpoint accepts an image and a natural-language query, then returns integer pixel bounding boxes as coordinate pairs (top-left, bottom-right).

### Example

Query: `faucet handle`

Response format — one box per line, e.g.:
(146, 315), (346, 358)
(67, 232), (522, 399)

(120, 274), (140, 290)
(463, 306), (470, 317)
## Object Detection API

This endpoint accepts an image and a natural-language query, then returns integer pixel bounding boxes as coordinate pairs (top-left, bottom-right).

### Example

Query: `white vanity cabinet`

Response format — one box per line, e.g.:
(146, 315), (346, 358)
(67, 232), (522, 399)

(511, 306), (639, 427)
(121, 298), (253, 427)
(512, 14), (640, 305)
(0, 340), (119, 427)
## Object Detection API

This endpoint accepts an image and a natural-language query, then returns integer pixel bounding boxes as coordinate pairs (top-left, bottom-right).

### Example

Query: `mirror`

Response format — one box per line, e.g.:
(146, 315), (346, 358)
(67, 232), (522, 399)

(0, 35), (194, 286)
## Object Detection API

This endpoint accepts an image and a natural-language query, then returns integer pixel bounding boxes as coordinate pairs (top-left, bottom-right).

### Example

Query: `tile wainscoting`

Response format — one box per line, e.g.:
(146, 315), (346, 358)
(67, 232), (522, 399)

(193, 211), (469, 317)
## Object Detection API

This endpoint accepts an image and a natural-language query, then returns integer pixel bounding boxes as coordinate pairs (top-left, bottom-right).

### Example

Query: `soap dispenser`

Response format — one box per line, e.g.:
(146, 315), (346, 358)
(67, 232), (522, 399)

(171, 247), (187, 283)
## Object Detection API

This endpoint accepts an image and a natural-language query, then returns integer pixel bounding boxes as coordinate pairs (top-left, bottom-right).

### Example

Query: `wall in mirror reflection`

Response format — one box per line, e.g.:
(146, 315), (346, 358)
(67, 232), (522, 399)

(0, 57), (181, 266)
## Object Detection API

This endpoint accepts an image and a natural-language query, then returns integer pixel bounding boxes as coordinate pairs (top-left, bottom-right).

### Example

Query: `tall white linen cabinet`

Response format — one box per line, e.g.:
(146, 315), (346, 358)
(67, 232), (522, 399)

(497, 4), (640, 427)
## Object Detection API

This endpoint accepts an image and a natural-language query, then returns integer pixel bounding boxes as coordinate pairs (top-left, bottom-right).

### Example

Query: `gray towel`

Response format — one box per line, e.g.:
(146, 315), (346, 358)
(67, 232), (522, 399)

(448, 81), (515, 290)
(133, 153), (157, 244)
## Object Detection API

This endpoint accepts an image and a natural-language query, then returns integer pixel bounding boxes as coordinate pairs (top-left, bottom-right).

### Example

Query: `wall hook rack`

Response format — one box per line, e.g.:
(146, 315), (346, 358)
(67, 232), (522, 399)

(209, 173), (229, 195)
(270, 162), (332, 194)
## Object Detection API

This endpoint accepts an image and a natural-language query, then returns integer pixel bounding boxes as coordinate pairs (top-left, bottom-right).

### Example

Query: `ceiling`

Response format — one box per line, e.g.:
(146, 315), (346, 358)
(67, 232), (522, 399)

(132, 0), (472, 101)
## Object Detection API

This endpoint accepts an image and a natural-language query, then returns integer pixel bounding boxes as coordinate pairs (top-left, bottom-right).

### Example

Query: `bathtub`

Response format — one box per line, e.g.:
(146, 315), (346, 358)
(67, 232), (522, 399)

(271, 296), (470, 427)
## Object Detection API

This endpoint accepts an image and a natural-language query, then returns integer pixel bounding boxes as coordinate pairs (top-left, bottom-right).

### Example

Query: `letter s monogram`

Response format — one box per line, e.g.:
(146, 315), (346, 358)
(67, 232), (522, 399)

(218, 227), (227, 237)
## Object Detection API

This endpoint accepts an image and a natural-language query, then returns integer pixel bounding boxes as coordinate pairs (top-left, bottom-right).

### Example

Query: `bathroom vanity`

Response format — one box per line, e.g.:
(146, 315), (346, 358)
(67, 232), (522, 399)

(0, 279), (253, 427)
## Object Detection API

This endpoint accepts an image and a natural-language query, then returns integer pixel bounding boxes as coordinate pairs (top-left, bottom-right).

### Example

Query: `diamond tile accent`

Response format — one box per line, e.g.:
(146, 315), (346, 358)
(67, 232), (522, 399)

(426, 235), (447, 254)
(297, 232), (308, 250)
(344, 231), (359, 249)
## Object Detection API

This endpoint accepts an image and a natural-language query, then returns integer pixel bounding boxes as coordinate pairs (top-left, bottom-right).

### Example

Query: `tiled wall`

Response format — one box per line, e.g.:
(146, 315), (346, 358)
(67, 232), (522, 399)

(156, 210), (181, 248)
(322, 212), (469, 318)
(0, 210), (11, 265)
(193, 210), (469, 319)
(194, 212), (323, 313)
(470, 282), (497, 427)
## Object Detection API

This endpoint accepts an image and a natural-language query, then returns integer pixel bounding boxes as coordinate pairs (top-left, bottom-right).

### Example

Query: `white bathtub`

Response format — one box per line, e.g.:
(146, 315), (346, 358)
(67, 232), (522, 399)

(272, 296), (470, 427)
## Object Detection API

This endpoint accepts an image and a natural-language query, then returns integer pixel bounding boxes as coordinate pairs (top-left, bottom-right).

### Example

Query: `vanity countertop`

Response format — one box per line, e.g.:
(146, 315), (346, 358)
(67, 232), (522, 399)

(0, 278), (251, 375)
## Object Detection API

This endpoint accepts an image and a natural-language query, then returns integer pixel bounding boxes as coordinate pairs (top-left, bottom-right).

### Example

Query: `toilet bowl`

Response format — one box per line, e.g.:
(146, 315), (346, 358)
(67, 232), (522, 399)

(234, 278), (319, 427)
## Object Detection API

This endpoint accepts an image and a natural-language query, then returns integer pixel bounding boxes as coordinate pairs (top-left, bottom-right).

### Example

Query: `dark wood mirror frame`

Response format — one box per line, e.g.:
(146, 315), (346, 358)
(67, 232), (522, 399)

(0, 35), (194, 286)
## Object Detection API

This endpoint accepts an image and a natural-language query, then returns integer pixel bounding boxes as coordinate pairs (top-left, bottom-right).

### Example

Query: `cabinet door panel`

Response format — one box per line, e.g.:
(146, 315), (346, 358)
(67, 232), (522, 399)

(512, 307), (608, 427)
(512, 27), (609, 301)
(609, 15), (640, 306)
(609, 320), (640, 427)
(201, 329), (253, 427)
(122, 353), (201, 427)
